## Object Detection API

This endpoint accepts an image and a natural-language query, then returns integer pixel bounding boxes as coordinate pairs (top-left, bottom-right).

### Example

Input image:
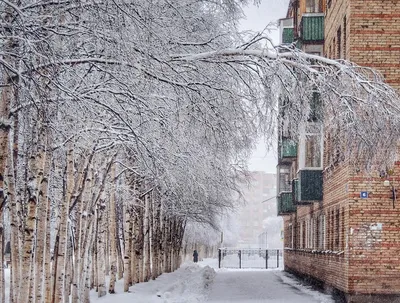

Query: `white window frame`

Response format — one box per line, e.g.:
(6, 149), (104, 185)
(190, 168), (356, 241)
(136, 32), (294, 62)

(299, 122), (324, 169)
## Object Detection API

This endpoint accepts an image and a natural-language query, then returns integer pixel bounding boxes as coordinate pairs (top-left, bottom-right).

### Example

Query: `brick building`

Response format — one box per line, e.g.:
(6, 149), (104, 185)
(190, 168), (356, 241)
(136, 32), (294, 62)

(278, 1), (400, 302)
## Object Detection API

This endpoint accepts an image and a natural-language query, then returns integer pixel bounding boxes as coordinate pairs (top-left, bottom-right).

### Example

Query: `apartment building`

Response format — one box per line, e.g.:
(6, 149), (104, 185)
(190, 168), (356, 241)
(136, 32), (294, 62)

(236, 171), (278, 247)
(277, 1), (400, 302)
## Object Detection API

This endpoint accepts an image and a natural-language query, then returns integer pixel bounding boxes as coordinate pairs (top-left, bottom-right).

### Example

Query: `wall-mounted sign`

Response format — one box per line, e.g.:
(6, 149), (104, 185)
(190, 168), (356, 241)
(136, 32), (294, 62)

(360, 191), (368, 199)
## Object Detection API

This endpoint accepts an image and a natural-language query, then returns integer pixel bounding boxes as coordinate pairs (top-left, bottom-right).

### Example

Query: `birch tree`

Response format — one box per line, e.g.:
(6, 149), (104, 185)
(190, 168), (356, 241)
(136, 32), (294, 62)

(1, 0), (400, 302)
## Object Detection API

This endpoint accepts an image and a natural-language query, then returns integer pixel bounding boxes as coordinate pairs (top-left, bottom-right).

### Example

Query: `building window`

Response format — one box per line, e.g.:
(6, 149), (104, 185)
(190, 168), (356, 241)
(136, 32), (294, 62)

(332, 38), (336, 59)
(306, 0), (322, 13)
(341, 208), (345, 250)
(335, 209), (340, 250)
(317, 214), (325, 250)
(299, 123), (323, 169)
(343, 16), (347, 60)
(337, 27), (342, 59)
(307, 218), (313, 249)
(330, 210), (335, 249)
(290, 223), (294, 248)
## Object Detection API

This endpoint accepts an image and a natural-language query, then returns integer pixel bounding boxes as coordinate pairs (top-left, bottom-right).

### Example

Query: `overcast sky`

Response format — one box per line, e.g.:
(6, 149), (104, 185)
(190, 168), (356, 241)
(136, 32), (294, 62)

(240, 0), (290, 173)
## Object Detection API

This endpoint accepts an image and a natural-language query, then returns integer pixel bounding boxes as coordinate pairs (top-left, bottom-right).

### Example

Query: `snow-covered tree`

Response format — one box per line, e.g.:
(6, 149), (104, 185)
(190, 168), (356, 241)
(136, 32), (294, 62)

(1, 0), (400, 302)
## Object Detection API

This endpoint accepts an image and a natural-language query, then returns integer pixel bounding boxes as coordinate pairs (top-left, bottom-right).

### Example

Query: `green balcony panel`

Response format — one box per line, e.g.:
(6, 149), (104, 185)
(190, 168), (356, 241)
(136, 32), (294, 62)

(282, 28), (294, 44)
(298, 169), (323, 202)
(301, 14), (324, 42)
(292, 179), (299, 204)
(277, 192), (296, 216)
(280, 138), (297, 159)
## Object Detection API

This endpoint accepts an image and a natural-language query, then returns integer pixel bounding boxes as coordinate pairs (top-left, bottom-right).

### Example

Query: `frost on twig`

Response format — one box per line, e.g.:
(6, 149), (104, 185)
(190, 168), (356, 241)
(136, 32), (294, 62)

(172, 41), (400, 171)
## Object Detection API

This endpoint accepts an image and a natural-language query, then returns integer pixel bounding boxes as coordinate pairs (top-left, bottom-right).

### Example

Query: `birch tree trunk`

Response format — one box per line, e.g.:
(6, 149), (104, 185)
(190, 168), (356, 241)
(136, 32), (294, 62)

(78, 165), (95, 303)
(96, 201), (107, 297)
(33, 125), (51, 303)
(143, 193), (151, 282)
(19, 196), (37, 303)
(123, 208), (132, 292)
(0, 85), (9, 303)
(7, 149), (19, 303)
(163, 216), (171, 273)
(71, 148), (96, 303)
(0, 8), (13, 299)
(0, 209), (4, 303)
(53, 143), (74, 303)
(20, 117), (40, 303)
(108, 162), (117, 293)
(43, 169), (52, 303)
(151, 194), (161, 280)
(136, 205), (144, 283)
(131, 217), (137, 284)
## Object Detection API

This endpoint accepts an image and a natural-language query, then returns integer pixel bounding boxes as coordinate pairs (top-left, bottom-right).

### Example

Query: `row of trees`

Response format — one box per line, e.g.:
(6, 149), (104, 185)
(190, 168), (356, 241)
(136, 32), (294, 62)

(0, 1), (259, 302)
(1, 0), (400, 302)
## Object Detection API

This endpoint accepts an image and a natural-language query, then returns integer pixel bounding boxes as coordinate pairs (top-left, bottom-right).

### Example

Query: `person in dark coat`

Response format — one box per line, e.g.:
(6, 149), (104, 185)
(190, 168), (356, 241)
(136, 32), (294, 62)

(193, 250), (198, 263)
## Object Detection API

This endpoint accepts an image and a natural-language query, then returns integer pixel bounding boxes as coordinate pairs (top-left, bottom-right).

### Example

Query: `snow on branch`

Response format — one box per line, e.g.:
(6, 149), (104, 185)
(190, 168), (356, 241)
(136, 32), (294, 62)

(171, 40), (400, 170)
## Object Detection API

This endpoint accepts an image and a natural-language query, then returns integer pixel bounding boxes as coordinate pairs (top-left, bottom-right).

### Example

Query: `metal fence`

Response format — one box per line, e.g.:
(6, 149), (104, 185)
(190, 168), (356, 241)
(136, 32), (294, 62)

(218, 248), (283, 269)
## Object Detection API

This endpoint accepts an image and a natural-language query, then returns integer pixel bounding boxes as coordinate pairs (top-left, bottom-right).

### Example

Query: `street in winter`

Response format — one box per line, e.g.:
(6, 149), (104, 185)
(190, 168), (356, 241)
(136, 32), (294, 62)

(3, 258), (331, 303)
(2, 0), (400, 303)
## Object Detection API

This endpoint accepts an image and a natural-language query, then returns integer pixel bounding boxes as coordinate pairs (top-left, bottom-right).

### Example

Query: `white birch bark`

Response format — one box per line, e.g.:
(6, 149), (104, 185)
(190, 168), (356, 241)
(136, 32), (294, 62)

(131, 217), (137, 285)
(151, 193), (160, 280)
(78, 165), (95, 302)
(6, 150), (18, 303)
(96, 200), (107, 297)
(136, 206), (144, 283)
(108, 162), (117, 293)
(143, 193), (151, 282)
(71, 148), (96, 303)
(0, 210), (4, 303)
(123, 208), (132, 292)
(53, 143), (74, 303)
(33, 126), (50, 303)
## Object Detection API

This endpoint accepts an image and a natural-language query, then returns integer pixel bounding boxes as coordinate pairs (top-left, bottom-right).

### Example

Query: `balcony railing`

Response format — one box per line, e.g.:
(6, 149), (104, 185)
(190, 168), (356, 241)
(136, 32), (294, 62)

(278, 138), (297, 163)
(277, 192), (296, 215)
(282, 27), (294, 44)
(300, 13), (324, 43)
(296, 169), (323, 203)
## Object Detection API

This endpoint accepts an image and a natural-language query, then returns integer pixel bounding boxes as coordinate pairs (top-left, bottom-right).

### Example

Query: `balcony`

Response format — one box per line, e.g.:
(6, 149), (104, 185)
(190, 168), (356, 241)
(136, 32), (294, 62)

(282, 27), (294, 44)
(278, 138), (297, 164)
(296, 169), (323, 203)
(277, 192), (296, 216)
(300, 13), (324, 43)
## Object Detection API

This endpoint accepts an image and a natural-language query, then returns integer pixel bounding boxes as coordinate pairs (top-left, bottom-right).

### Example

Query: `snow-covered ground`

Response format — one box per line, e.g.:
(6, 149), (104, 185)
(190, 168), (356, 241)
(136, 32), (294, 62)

(91, 258), (334, 303)
(3, 258), (334, 302)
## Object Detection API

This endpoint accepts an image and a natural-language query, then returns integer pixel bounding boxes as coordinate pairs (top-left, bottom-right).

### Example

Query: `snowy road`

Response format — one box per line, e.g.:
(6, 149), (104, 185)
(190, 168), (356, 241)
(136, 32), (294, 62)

(3, 258), (335, 302)
(207, 270), (334, 303)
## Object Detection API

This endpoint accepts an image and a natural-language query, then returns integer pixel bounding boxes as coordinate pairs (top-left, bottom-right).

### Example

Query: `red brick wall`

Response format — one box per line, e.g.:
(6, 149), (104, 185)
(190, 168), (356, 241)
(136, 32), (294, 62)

(349, 0), (400, 91)
(325, 0), (400, 91)
(347, 161), (400, 294)
(284, 164), (351, 293)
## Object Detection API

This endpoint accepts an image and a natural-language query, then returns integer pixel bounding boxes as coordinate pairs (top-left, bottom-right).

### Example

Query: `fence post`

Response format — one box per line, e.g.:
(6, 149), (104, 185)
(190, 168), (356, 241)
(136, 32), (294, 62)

(277, 249), (279, 268)
(218, 249), (221, 268)
(239, 250), (241, 269)
(265, 250), (268, 269)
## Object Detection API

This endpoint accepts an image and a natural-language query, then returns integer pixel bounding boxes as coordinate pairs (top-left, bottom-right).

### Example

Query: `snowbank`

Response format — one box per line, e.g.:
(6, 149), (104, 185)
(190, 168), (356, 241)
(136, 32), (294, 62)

(91, 262), (216, 303)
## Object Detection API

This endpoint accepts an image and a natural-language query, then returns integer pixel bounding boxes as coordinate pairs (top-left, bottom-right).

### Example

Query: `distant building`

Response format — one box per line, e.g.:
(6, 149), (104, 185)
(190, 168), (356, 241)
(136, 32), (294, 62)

(236, 171), (280, 248)
(278, 1), (400, 302)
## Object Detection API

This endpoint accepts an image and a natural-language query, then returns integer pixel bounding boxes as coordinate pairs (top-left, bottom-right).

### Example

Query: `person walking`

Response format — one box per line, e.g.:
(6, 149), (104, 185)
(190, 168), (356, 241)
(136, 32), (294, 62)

(193, 250), (199, 263)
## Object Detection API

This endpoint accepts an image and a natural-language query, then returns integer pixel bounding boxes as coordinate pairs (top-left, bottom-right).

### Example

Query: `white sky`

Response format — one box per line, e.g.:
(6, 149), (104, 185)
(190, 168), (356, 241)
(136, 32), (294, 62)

(240, 0), (290, 173)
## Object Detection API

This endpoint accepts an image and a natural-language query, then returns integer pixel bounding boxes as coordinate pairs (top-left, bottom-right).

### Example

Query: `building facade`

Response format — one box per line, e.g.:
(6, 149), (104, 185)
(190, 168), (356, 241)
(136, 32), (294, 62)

(278, 1), (400, 302)
(236, 171), (280, 248)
